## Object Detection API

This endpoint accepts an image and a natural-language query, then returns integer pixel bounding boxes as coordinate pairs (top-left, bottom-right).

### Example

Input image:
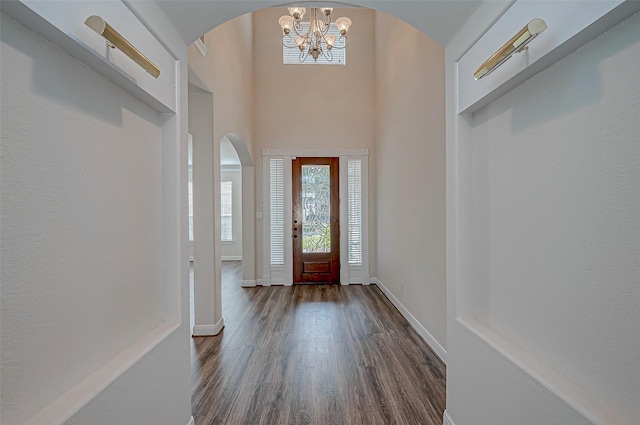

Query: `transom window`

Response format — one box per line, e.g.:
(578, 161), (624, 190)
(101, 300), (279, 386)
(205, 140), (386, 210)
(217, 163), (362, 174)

(283, 23), (346, 65)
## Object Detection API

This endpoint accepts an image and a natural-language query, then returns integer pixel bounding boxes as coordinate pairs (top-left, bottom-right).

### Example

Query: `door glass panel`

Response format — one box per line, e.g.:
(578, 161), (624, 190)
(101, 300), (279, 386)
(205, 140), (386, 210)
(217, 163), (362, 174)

(301, 165), (331, 253)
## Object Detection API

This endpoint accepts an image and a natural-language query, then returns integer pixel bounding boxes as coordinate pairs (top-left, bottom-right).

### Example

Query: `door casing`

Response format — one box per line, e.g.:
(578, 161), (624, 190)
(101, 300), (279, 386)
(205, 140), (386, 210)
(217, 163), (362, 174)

(262, 148), (370, 287)
(292, 157), (340, 284)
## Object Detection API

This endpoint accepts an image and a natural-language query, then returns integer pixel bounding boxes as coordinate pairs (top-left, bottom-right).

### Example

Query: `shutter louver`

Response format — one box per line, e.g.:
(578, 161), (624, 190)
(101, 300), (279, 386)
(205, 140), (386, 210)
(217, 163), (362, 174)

(221, 181), (232, 241)
(270, 158), (285, 265)
(348, 159), (362, 265)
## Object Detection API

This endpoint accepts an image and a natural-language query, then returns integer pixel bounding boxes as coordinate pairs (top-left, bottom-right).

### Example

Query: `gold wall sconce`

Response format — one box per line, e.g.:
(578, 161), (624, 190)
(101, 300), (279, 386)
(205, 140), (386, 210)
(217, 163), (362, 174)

(474, 18), (548, 80)
(85, 15), (160, 79)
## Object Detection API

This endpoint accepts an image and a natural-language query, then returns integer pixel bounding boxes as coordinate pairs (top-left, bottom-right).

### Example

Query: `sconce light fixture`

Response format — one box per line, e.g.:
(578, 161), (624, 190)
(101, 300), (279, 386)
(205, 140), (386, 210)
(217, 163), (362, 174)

(85, 15), (160, 78)
(474, 18), (548, 80)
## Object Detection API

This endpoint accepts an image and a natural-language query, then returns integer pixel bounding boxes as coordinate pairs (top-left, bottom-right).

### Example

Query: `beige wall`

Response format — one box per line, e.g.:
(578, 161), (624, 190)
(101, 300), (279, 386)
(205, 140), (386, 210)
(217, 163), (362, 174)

(252, 7), (377, 279)
(374, 12), (447, 350)
(189, 13), (255, 158)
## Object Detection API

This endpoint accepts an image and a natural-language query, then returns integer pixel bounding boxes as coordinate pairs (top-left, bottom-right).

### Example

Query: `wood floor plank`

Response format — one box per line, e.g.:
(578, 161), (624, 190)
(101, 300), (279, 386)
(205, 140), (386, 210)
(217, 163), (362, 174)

(191, 262), (446, 425)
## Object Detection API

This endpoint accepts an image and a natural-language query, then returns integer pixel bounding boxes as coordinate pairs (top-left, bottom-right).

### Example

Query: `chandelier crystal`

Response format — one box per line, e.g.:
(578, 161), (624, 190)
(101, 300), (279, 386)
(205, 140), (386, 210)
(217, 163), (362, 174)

(279, 7), (352, 63)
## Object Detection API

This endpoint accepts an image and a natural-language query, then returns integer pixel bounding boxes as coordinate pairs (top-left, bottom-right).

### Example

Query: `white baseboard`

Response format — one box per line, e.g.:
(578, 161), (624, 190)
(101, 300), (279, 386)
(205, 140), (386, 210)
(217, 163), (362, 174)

(221, 256), (242, 261)
(241, 280), (256, 287)
(256, 279), (263, 286)
(192, 318), (224, 336)
(443, 410), (455, 425)
(373, 277), (447, 364)
(186, 416), (195, 425)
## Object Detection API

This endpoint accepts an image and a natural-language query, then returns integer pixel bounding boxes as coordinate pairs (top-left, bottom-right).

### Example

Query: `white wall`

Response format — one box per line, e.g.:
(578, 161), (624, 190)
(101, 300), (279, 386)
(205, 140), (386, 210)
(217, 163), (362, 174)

(374, 12), (447, 354)
(446, 7), (640, 425)
(221, 167), (243, 259)
(252, 7), (376, 280)
(188, 87), (220, 332)
(1, 10), (190, 425)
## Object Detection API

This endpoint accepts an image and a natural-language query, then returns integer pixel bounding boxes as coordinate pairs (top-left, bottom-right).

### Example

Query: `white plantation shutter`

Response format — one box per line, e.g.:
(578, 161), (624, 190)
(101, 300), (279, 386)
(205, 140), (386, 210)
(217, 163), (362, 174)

(221, 181), (232, 241)
(283, 23), (346, 65)
(270, 158), (285, 265)
(264, 152), (367, 285)
(188, 136), (193, 242)
(348, 159), (362, 264)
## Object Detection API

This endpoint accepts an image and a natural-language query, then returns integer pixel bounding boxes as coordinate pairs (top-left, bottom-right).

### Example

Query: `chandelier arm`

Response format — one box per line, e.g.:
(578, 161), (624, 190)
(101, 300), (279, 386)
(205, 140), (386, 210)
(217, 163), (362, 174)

(283, 39), (299, 48)
(292, 22), (310, 38)
(320, 47), (333, 62)
(292, 28), (307, 38)
(282, 34), (299, 48)
(299, 47), (310, 63)
(330, 36), (349, 49)
(319, 25), (331, 38)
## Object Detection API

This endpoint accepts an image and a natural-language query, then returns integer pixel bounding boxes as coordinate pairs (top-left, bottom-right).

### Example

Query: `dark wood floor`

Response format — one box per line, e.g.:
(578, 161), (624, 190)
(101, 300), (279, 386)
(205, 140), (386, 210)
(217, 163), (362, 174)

(191, 261), (446, 425)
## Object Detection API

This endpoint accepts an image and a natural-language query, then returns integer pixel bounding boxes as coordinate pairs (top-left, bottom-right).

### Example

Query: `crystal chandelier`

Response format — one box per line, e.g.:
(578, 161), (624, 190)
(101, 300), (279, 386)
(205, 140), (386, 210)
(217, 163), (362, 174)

(279, 7), (352, 63)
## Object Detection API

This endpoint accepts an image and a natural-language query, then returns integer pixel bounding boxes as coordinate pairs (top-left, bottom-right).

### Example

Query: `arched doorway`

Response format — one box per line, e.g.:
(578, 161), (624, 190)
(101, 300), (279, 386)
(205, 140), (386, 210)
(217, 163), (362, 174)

(223, 133), (256, 287)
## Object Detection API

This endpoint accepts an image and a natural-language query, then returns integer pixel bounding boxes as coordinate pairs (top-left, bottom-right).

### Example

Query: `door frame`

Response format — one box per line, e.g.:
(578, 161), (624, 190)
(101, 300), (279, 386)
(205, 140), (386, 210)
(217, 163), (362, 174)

(292, 157), (340, 284)
(262, 148), (370, 286)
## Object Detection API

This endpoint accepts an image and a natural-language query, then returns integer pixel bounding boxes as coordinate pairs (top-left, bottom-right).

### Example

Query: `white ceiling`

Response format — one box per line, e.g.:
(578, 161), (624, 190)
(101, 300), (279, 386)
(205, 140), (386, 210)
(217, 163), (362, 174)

(150, 0), (484, 47)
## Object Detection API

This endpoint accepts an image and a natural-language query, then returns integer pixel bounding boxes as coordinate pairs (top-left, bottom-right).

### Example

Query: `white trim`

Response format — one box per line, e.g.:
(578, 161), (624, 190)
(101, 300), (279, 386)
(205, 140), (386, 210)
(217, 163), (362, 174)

(263, 148), (369, 157)
(263, 149), (370, 287)
(194, 38), (207, 57)
(443, 410), (455, 425)
(340, 155), (349, 285)
(283, 156), (293, 286)
(458, 317), (633, 425)
(262, 155), (271, 286)
(221, 164), (242, 172)
(21, 322), (179, 425)
(241, 280), (256, 287)
(373, 277), (447, 364)
(186, 416), (195, 425)
(221, 255), (242, 261)
(192, 318), (224, 336)
(359, 157), (370, 285)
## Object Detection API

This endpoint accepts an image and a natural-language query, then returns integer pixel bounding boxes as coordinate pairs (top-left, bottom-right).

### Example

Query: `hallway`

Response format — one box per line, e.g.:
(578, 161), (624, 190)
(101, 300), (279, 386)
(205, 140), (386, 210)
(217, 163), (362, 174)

(190, 262), (446, 425)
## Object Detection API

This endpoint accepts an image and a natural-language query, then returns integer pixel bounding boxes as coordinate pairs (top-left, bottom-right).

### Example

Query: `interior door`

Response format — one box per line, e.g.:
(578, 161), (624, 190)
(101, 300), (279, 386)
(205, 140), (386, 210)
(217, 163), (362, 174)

(292, 157), (340, 284)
